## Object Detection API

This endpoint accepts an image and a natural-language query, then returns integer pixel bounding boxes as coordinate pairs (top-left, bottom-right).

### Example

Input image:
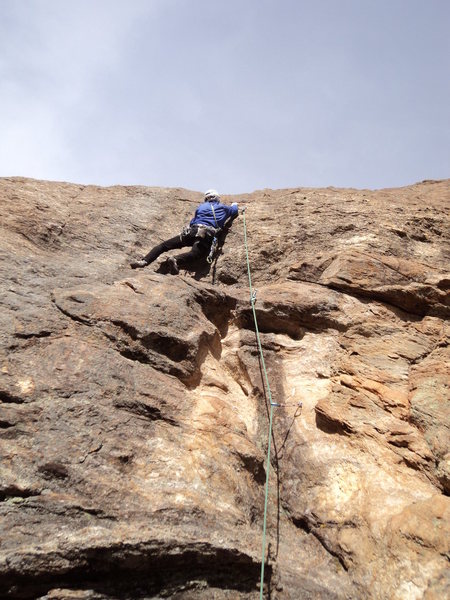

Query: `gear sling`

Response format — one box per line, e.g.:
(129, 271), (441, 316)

(206, 202), (220, 263)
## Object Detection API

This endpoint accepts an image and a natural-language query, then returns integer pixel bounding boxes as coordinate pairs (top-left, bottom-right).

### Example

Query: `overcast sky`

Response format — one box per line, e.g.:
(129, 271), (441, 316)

(0, 0), (448, 193)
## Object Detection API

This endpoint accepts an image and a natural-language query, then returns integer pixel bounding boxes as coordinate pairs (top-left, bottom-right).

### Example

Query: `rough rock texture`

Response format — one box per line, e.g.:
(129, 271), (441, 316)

(0, 177), (449, 599)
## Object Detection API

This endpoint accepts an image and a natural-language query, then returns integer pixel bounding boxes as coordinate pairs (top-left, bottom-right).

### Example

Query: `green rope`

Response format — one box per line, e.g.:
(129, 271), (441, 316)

(242, 208), (275, 600)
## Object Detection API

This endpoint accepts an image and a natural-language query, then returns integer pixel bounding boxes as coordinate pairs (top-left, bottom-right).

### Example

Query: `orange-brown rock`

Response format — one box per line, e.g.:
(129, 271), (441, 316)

(0, 177), (449, 599)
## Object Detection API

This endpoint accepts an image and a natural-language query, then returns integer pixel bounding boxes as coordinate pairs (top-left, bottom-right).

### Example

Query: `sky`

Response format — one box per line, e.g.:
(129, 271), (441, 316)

(0, 0), (449, 194)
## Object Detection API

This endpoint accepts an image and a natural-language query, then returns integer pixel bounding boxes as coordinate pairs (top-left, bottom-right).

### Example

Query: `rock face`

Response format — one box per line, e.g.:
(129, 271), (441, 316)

(0, 177), (449, 599)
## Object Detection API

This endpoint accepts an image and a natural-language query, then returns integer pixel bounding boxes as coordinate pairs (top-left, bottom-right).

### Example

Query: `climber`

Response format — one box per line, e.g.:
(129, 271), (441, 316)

(130, 190), (239, 273)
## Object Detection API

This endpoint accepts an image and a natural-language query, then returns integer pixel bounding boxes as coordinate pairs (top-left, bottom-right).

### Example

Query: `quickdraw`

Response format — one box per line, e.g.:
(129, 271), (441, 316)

(206, 202), (221, 264)
(207, 236), (218, 264)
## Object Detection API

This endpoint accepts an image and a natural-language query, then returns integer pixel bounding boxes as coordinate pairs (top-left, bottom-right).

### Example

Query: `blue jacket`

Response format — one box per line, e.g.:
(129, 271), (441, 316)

(190, 200), (238, 229)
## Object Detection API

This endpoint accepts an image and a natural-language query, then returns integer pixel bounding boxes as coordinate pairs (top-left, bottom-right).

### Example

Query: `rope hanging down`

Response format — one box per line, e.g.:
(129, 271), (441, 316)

(242, 208), (275, 599)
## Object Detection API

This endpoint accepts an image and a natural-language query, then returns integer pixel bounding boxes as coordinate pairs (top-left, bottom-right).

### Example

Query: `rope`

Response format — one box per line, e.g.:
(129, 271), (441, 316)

(242, 208), (275, 600)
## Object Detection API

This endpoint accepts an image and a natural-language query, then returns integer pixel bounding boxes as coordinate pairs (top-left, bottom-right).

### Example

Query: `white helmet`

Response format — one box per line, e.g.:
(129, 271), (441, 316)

(204, 189), (219, 202)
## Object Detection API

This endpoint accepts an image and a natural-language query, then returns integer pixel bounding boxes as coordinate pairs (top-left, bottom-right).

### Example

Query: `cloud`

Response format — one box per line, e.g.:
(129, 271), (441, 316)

(0, 0), (448, 192)
(0, 0), (155, 181)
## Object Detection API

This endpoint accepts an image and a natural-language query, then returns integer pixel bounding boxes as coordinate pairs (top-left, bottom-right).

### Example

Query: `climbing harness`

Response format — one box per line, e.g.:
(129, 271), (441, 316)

(180, 223), (217, 239)
(242, 207), (277, 600)
(179, 220), (220, 264)
(196, 224), (218, 239)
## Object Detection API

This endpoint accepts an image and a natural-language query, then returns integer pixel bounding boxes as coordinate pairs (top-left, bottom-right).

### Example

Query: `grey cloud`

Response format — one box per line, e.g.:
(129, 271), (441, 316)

(0, 0), (448, 192)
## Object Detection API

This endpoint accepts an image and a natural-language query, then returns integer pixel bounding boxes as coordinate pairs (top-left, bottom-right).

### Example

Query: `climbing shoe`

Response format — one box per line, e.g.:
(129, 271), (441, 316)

(130, 259), (149, 269)
(166, 257), (179, 275)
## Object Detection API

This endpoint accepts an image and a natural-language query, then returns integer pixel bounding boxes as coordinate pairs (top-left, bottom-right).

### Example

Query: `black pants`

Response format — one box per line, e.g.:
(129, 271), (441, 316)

(143, 228), (211, 267)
